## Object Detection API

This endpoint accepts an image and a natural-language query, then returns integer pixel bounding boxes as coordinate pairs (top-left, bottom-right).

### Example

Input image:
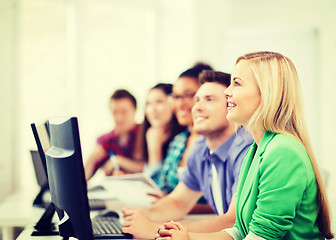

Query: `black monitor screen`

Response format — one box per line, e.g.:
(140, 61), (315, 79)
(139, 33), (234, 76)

(31, 122), (50, 180)
(45, 116), (94, 240)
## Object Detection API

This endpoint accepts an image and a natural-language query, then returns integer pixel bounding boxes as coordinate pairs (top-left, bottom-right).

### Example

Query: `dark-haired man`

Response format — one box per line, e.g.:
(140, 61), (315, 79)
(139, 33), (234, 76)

(122, 71), (253, 239)
(146, 62), (213, 193)
(84, 89), (139, 181)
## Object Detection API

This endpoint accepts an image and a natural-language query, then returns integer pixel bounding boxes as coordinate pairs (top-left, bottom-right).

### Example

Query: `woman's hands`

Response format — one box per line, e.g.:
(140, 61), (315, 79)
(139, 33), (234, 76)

(155, 221), (190, 240)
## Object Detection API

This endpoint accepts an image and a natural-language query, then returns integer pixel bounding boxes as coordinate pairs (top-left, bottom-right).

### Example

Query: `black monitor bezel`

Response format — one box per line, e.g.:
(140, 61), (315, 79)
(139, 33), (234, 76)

(45, 117), (94, 240)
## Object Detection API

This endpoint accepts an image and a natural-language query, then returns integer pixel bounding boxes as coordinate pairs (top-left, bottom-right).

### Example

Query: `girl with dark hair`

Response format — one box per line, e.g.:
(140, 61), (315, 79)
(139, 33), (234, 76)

(139, 83), (186, 177)
(102, 83), (185, 176)
(153, 63), (213, 193)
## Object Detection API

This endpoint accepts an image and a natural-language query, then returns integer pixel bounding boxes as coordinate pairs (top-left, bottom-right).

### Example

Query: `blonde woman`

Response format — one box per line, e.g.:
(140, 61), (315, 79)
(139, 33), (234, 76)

(156, 51), (333, 240)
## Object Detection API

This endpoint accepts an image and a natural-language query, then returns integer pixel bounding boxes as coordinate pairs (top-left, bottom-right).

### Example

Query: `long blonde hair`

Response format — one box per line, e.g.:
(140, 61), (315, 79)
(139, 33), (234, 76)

(237, 51), (333, 239)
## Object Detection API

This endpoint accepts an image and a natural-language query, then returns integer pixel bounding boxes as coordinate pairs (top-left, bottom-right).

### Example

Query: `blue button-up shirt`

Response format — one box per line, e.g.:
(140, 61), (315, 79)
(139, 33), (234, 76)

(182, 127), (254, 214)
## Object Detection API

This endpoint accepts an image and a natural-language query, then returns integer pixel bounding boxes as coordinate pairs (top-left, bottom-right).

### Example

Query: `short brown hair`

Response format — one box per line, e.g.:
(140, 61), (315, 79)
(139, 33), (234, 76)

(198, 70), (231, 87)
(110, 89), (137, 108)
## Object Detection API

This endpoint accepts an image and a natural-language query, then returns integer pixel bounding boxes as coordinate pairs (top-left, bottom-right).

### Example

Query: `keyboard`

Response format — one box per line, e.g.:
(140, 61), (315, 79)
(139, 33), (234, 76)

(89, 199), (106, 211)
(92, 216), (132, 239)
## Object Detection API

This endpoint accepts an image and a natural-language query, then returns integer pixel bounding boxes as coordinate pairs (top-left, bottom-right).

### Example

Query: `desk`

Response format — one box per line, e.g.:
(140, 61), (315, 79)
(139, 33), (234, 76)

(7, 178), (215, 240)
(16, 226), (60, 240)
(0, 190), (45, 240)
(16, 226), (147, 240)
(16, 214), (213, 240)
(0, 176), (153, 240)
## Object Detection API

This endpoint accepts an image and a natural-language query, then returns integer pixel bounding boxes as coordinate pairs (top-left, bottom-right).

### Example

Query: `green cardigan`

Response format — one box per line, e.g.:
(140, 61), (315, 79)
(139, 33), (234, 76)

(234, 131), (322, 239)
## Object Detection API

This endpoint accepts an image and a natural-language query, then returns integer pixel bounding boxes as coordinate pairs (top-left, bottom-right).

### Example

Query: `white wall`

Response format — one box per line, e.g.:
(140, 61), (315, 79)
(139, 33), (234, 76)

(0, 0), (19, 199)
(1, 0), (335, 231)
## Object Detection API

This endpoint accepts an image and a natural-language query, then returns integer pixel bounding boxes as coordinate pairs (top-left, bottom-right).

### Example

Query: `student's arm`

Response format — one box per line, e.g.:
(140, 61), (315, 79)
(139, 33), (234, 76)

(101, 155), (145, 174)
(144, 182), (202, 221)
(156, 221), (234, 240)
(101, 126), (168, 175)
(122, 182), (202, 239)
(85, 144), (145, 180)
(189, 231), (233, 240)
(182, 195), (236, 232)
(84, 144), (107, 181)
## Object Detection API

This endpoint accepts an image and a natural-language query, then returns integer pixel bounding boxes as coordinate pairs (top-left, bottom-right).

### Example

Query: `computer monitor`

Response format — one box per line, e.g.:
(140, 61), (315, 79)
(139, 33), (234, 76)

(31, 123), (51, 207)
(30, 123), (58, 236)
(45, 116), (94, 240)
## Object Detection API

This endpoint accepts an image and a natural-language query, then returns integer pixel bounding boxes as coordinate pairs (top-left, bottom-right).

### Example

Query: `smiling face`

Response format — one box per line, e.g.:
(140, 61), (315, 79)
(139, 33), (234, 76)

(145, 88), (173, 127)
(224, 60), (261, 127)
(192, 82), (230, 137)
(172, 77), (200, 127)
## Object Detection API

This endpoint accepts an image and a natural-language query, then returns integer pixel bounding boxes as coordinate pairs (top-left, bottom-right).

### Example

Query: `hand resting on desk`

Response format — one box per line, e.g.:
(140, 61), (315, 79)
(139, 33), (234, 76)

(156, 221), (190, 240)
(122, 207), (162, 239)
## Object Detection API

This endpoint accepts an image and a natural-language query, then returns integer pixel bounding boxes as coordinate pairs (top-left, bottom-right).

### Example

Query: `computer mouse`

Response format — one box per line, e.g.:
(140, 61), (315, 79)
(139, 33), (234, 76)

(87, 185), (105, 192)
(99, 210), (120, 219)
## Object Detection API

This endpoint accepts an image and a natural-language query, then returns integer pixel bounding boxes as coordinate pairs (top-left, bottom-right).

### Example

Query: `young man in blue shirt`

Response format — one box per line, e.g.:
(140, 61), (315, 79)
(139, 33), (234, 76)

(122, 70), (253, 239)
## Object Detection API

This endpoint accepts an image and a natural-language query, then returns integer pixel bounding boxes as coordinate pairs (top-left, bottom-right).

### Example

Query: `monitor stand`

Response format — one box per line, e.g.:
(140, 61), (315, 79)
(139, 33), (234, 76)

(31, 203), (59, 236)
(32, 184), (50, 208)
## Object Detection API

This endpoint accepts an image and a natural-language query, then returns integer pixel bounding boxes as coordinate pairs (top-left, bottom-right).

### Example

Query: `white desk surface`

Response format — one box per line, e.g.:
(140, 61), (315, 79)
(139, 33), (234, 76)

(16, 226), (61, 240)
(1, 176), (215, 240)
(17, 226), (149, 240)
(0, 190), (44, 225)
(0, 175), (155, 240)
(16, 214), (213, 240)
(0, 189), (46, 240)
